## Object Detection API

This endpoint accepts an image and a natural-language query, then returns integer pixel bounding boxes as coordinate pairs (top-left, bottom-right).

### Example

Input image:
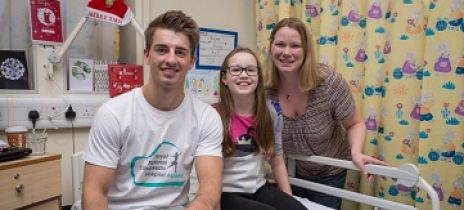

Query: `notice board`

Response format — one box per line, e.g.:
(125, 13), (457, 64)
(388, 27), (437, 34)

(195, 27), (237, 70)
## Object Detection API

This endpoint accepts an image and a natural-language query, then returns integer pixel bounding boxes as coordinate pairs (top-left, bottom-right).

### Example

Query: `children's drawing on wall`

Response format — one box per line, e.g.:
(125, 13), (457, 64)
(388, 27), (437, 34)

(68, 58), (94, 92)
(185, 70), (219, 99)
(0, 50), (29, 90)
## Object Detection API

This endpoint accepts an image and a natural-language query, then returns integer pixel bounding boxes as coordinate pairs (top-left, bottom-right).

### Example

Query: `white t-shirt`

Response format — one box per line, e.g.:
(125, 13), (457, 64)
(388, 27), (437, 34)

(82, 88), (223, 210)
(222, 100), (283, 193)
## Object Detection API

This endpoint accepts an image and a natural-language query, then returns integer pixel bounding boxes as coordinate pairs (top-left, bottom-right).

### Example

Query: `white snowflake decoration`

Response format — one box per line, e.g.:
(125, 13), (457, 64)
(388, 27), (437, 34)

(1, 58), (25, 80)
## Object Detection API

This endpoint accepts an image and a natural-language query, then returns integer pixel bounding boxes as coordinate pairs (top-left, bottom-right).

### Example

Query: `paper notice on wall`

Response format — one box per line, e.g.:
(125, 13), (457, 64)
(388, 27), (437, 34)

(196, 28), (237, 70)
(185, 70), (219, 102)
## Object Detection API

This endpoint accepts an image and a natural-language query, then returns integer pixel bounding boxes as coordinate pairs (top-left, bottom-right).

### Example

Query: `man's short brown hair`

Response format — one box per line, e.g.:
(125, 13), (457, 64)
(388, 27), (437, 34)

(144, 10), (199, 58)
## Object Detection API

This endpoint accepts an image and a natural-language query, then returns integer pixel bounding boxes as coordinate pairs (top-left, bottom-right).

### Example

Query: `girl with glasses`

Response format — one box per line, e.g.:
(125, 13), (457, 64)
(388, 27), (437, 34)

(214, 46), (307, 210)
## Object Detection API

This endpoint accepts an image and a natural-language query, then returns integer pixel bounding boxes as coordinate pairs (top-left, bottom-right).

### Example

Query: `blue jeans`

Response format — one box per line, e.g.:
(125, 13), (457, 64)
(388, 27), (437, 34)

(292, 170), (347, 210)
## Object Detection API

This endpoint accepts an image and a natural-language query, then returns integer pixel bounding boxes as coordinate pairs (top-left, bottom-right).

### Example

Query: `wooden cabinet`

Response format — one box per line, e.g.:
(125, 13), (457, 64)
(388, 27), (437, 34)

(0, 153), (62, 210)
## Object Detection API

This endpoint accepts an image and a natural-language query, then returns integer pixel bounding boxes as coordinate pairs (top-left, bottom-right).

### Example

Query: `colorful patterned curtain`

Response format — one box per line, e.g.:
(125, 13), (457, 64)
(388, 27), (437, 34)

(256, 0), (464, 209)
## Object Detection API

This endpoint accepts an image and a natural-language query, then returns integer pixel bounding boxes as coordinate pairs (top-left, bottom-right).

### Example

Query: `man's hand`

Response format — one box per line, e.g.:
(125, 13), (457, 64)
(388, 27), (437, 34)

(186, 195), (214, 210)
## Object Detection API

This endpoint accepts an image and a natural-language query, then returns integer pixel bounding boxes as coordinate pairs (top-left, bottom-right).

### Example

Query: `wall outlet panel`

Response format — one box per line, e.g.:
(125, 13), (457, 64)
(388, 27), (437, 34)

(68, 97), (108, 127)
(10, 97), (109, 129)
(12, 98), (70, 129)
(0, 98), (8, 129)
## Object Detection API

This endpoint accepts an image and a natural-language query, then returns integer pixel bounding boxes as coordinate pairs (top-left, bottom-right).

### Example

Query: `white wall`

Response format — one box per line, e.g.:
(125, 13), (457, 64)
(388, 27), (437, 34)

(2, 0), (257, 206)
(121, 0), (258, 66)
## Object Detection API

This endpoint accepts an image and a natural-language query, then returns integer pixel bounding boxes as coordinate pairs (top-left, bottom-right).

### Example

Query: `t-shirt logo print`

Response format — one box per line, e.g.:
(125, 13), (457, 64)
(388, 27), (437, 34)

(131, 141), (185, 187)
(235, 127), (257, 153)
(167, 152), (182, 173)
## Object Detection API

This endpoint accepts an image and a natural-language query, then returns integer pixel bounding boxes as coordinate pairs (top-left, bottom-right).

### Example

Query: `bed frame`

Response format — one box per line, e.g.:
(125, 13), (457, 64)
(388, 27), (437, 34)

(287, 155), (440, 210)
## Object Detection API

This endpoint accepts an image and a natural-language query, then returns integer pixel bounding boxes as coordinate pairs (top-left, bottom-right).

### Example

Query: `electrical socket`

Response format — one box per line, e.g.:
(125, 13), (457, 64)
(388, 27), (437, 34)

(12, 98), (69, 129)
(8, 96), (108, 129)
(68, 97), (108, 127)
(0, 98), (8, 129)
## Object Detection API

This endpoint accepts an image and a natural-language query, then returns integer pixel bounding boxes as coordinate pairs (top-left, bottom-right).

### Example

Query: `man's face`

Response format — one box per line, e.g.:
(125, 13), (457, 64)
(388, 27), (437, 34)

(144, 28), (195, 91)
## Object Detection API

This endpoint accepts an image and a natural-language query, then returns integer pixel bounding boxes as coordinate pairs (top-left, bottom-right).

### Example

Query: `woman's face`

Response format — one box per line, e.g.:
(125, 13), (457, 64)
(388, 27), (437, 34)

(270, 26), (304, 73)
(222, 52), (259, 99)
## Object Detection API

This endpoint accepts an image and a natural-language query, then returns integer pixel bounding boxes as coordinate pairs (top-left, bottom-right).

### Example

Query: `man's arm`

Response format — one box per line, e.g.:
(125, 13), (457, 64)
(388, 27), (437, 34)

(186, 156), (223, 210)
(82, 162), (116, 210)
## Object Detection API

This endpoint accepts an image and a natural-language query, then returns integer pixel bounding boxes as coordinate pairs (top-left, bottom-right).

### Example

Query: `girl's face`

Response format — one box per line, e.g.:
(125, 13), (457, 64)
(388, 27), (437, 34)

(222, 52), (259, 99)
(270, 26), (305, 73)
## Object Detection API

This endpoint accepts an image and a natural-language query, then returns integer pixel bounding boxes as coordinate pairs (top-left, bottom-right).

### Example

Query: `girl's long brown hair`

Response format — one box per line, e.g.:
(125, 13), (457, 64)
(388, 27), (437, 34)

(217, 47), (275, 158)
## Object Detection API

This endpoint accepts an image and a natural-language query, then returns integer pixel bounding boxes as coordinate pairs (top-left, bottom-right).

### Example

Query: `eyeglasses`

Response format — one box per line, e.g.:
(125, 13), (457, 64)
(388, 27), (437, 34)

(226, 66), (258, 76)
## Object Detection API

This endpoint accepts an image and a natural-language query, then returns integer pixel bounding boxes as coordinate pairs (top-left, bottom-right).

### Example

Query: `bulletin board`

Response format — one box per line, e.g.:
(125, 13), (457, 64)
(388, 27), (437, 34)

(195, 27), (237, 70)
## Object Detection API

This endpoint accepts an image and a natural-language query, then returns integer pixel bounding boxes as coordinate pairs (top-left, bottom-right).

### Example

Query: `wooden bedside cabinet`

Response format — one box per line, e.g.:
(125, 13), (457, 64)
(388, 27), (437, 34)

(0, 153), (62, 210)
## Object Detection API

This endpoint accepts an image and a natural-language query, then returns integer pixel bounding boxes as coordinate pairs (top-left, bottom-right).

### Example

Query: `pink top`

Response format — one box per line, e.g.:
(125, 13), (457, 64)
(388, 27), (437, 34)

(230, 113), (256, 145)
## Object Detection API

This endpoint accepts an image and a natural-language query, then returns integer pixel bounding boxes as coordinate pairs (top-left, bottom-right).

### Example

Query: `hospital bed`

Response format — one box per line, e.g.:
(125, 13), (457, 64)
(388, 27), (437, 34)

(71, 153), (440, 210)
(287, 155), (440, 210)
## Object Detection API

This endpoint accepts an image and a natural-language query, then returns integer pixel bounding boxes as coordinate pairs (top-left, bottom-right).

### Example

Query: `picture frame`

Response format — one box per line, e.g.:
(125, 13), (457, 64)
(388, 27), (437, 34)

(0, 50), (30, 90)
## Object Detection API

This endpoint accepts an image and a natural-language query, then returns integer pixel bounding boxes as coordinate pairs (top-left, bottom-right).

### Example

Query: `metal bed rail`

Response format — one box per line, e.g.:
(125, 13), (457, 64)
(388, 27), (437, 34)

(287, 155), (440, 210)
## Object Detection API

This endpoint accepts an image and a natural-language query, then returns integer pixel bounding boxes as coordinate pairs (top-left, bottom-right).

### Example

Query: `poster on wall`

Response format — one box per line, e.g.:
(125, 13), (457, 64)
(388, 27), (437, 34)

(185, 70), (220, 101)
(0, 50), (30, 90)
(68, 58), (94, 92)
(29, 0), (63, 44)
(196, 28), (237, 70)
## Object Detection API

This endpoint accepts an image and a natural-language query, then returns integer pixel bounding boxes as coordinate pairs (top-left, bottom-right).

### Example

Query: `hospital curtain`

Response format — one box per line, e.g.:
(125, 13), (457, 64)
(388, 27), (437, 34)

(256, 0), (464, 210)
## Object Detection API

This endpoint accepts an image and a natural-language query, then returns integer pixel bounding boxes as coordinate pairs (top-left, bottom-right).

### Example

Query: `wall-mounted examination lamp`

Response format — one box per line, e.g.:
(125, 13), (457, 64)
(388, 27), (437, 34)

(46, 16), (145, 76)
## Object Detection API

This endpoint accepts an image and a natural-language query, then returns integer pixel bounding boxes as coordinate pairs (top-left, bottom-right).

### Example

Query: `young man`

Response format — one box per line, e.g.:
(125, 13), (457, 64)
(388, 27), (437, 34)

(81, 10), (223, 210)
